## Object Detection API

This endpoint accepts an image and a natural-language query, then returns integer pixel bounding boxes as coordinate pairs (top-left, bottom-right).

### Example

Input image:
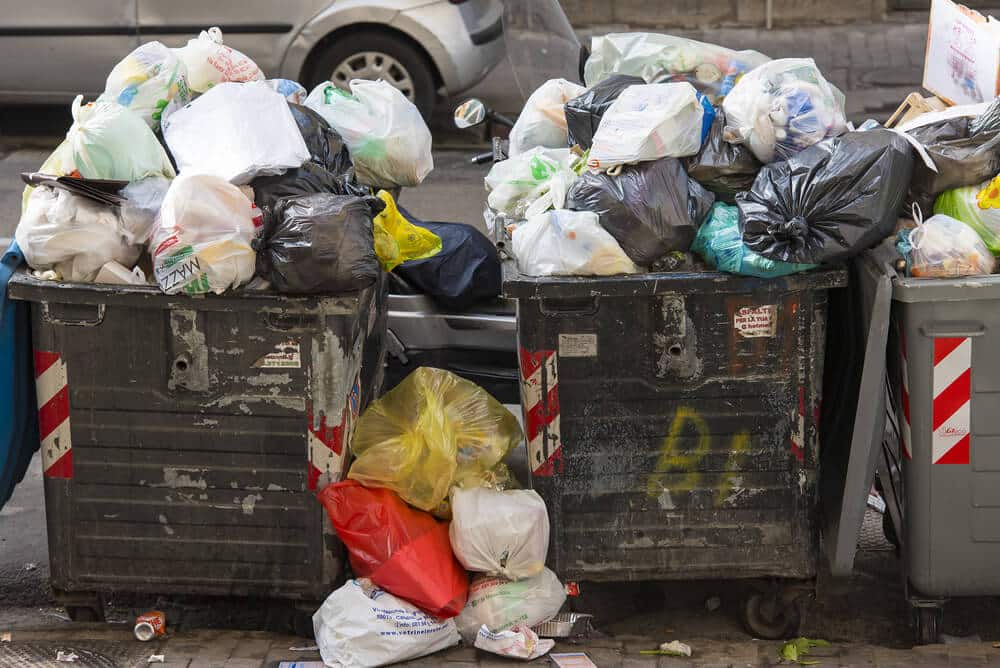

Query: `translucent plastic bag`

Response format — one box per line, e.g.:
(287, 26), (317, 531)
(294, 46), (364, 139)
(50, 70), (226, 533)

(449, 488), (549, 581)
(584, 32), (769, 104)
(587, 82), (710, 170)
(305, 80), (433, 188)
(565, 157), (715, 265)
(485, 147), (580, 220)
(372, 190), (441, 271)
(511, 209), (640, 276)
(314, 579), (460, 668)
(15, 186), (141, 283)
(100, 41), (191, 129)
(348, 367), (523, 516)
(722, 58), (847, 163)
(174, 27), (263, 94)
(256, 193), (380, 294)
(691, 203), (816, 278)
(66, 96), (176, 182)
(934, 174), (1000, 254)
(317, 481), (469, 619)
(565, 74), (645, 150)
(903, 214), (995, 278)
(163, 81), (310, 185)
(120, 176), (171, 246)
(509, 78), (586, 156)
(455, 569), (567, 642)
(150, 174), (258, 295)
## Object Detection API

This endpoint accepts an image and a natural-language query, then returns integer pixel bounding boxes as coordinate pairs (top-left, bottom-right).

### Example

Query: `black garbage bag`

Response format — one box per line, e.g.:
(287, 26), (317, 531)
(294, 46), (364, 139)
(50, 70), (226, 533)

(684, 109), (761, 202)
(905, 115), (1000, 208)
(289, 103), (353, 176)
(565, 74), (645, 150)
(255, 193), (381, 294)
(393, 208), (501, 310)
(565, 157), (715, 266)
(739, 128), (914, 265)
(251, 162), (370, 227)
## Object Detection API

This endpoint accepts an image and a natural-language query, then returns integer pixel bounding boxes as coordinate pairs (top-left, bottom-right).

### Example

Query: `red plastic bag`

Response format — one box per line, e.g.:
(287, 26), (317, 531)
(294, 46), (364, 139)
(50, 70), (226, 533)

(318, 480), (469, 618)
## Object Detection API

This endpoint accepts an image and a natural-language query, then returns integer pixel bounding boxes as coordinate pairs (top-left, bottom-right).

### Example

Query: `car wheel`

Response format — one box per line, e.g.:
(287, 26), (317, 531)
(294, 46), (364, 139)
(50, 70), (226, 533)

(306, 30), (437, 120)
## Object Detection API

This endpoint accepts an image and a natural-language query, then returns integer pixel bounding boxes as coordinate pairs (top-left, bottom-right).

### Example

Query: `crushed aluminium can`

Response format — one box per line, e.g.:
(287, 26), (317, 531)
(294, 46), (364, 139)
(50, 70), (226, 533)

(134, 610), (166, 641)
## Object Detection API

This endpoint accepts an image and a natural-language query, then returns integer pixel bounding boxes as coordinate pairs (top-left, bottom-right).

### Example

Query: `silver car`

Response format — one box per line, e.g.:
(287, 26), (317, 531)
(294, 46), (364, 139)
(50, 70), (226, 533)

(0, 0), (504, 117)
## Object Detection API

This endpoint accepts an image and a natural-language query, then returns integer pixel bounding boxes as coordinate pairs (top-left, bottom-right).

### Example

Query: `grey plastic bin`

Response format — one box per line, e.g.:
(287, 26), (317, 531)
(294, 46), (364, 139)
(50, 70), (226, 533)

(891, 273), (1000, 642)
(8, 270), (387, 623)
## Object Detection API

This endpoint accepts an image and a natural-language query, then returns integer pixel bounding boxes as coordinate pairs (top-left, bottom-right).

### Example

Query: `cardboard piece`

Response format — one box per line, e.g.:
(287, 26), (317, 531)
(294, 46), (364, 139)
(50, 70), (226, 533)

(923, 0), (1000, 105)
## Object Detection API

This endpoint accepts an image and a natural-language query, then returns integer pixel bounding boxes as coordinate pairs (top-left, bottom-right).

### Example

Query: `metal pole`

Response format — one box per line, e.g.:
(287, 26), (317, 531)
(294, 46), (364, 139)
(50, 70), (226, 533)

(766, 0), (774, 29)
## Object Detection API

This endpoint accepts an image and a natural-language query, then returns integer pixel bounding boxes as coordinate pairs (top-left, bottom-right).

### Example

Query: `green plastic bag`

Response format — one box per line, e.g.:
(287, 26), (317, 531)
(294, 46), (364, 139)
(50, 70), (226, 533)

(691, 203), (816, 278)
(934, 175), (1000, 254)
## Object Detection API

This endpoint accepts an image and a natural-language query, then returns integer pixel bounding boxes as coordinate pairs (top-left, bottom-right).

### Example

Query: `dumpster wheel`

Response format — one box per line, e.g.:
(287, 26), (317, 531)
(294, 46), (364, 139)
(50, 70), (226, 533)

(912, 605), (943, 645)
(741, 591), (802, 639)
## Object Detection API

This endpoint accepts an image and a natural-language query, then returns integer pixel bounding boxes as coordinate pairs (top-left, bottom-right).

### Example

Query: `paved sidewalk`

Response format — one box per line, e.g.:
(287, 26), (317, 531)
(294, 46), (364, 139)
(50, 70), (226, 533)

(5, 625), (1000, 668)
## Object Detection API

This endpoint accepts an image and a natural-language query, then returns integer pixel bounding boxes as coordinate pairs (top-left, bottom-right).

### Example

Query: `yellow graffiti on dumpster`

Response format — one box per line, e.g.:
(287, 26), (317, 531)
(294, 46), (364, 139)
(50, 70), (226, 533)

(645, 405), (751, 507)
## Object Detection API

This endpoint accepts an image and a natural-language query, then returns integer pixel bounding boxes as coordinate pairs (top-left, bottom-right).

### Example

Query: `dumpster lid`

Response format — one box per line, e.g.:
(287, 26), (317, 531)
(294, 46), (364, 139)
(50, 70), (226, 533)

(502, 261), (848, 299)
(893, 272), (1000, 303)
(7, 268), (369, 314)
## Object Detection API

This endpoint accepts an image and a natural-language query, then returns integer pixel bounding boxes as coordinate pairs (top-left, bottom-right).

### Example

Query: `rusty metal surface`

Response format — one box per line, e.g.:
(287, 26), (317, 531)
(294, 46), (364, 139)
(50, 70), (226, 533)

(512, 269), (845, 583)
(10, 270), (387, 602)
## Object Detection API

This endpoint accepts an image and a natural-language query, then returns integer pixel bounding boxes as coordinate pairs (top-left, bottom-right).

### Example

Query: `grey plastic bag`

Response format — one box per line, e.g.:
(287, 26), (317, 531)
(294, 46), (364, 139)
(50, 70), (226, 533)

(565, 157), (714, 265)
(905, 116), (1000, 205)
(684, 109), (761, 202)
(255, 193), (380, 294)
(739, 129), (914, 265)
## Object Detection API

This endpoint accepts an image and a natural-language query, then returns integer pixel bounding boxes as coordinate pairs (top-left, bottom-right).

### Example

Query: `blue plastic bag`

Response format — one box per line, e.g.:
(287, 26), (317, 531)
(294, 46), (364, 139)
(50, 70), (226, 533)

(692, 203), (816, 278)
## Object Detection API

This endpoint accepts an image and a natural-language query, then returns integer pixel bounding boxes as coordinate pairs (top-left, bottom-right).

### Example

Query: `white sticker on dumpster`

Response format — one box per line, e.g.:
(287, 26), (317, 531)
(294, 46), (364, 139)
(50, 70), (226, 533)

(254, 341), (301, 369)
(559, 333), (597, 358)
(734, 305), (777, 338)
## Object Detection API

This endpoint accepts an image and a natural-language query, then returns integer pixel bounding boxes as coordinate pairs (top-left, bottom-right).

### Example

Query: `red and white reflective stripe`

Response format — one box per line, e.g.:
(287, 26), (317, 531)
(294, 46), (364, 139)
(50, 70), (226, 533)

(306, 375), (361, 490)
(519, 347), (562, 477)
(900, 334), (912, 460)
(789, 386), (805, 462)
(932, 337), (971, 465)
(34, 350), (73, 479)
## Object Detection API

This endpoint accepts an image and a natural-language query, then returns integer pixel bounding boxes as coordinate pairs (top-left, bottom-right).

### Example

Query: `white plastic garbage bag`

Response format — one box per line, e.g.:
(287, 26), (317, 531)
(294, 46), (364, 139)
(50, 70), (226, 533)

(512, 209), (640, 276)
(313, 579), (460, 668)
(120, 176), (171, 246)
(485, 147), (579, 220)
(149, 174), (259, 295)
(305, 80), (433, 187)
(66, 96), (176, 182)
(449, 488), (549, 581)
(587, 82), (706, 170)
(474, 625), (555, 661)
(722, 58), (847, 163)
(584, 32), (770, 103)
(163, 81), (310, 184)
(15, 186), (141, 283)
(905, 214), (996, 278)
(455, 569), (567, 642)
(174, 27), (264, 94)
(509, 78), (586, 156)
(100, 41), (191, 129)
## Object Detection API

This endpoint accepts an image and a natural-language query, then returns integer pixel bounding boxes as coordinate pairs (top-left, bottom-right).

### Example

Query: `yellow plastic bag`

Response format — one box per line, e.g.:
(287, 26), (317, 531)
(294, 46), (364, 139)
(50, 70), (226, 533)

(348, 367), (523, 515)
(372, 190), (441, 271)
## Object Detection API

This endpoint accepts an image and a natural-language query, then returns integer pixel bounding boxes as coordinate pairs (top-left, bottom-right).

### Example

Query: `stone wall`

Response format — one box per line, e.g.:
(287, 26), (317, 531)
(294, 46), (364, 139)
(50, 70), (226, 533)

(559, 0), (887, 29)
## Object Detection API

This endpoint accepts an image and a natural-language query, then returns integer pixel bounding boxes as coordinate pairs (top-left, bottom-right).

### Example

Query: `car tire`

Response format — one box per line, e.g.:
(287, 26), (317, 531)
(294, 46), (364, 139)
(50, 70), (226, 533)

(305, 30), (437, 120)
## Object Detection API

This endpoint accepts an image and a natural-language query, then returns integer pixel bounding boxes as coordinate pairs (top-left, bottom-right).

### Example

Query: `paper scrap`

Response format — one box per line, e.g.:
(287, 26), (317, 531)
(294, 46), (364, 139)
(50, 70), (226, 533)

(550, 653), (598, 668)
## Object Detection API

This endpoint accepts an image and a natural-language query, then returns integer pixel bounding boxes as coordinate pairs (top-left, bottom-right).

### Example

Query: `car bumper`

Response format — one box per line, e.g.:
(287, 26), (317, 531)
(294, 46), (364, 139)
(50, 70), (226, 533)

(394, 0), (505, 95)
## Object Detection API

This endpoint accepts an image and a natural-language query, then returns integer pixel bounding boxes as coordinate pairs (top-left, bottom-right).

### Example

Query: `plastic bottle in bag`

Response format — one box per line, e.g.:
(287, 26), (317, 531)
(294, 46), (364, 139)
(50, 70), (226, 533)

(901, 214), (995, 277)
(587, 82), (711, 170)
(173, 27), (264, 93)
(150, 173), (258, 295)
(305, 80), (433, 188)
(512, 209), (640, 276)
(100, 41), (191, 129)
(508, 78), (586, 156)
(722, 58), (847, 163)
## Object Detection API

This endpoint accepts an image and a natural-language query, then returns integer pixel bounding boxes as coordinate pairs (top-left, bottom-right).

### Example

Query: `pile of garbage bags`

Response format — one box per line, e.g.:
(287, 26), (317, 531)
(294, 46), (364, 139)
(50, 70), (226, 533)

(313, 367), (568, 666)
(489, 30), (1000, 282)
(15, 27), (441, 297)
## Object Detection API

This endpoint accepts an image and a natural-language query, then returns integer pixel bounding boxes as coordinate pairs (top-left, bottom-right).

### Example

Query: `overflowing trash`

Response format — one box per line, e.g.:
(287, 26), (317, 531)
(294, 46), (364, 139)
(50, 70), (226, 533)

(565, 74), (645, 150)
(511, 209), (640, 276)
(509, 78), (586, 155)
